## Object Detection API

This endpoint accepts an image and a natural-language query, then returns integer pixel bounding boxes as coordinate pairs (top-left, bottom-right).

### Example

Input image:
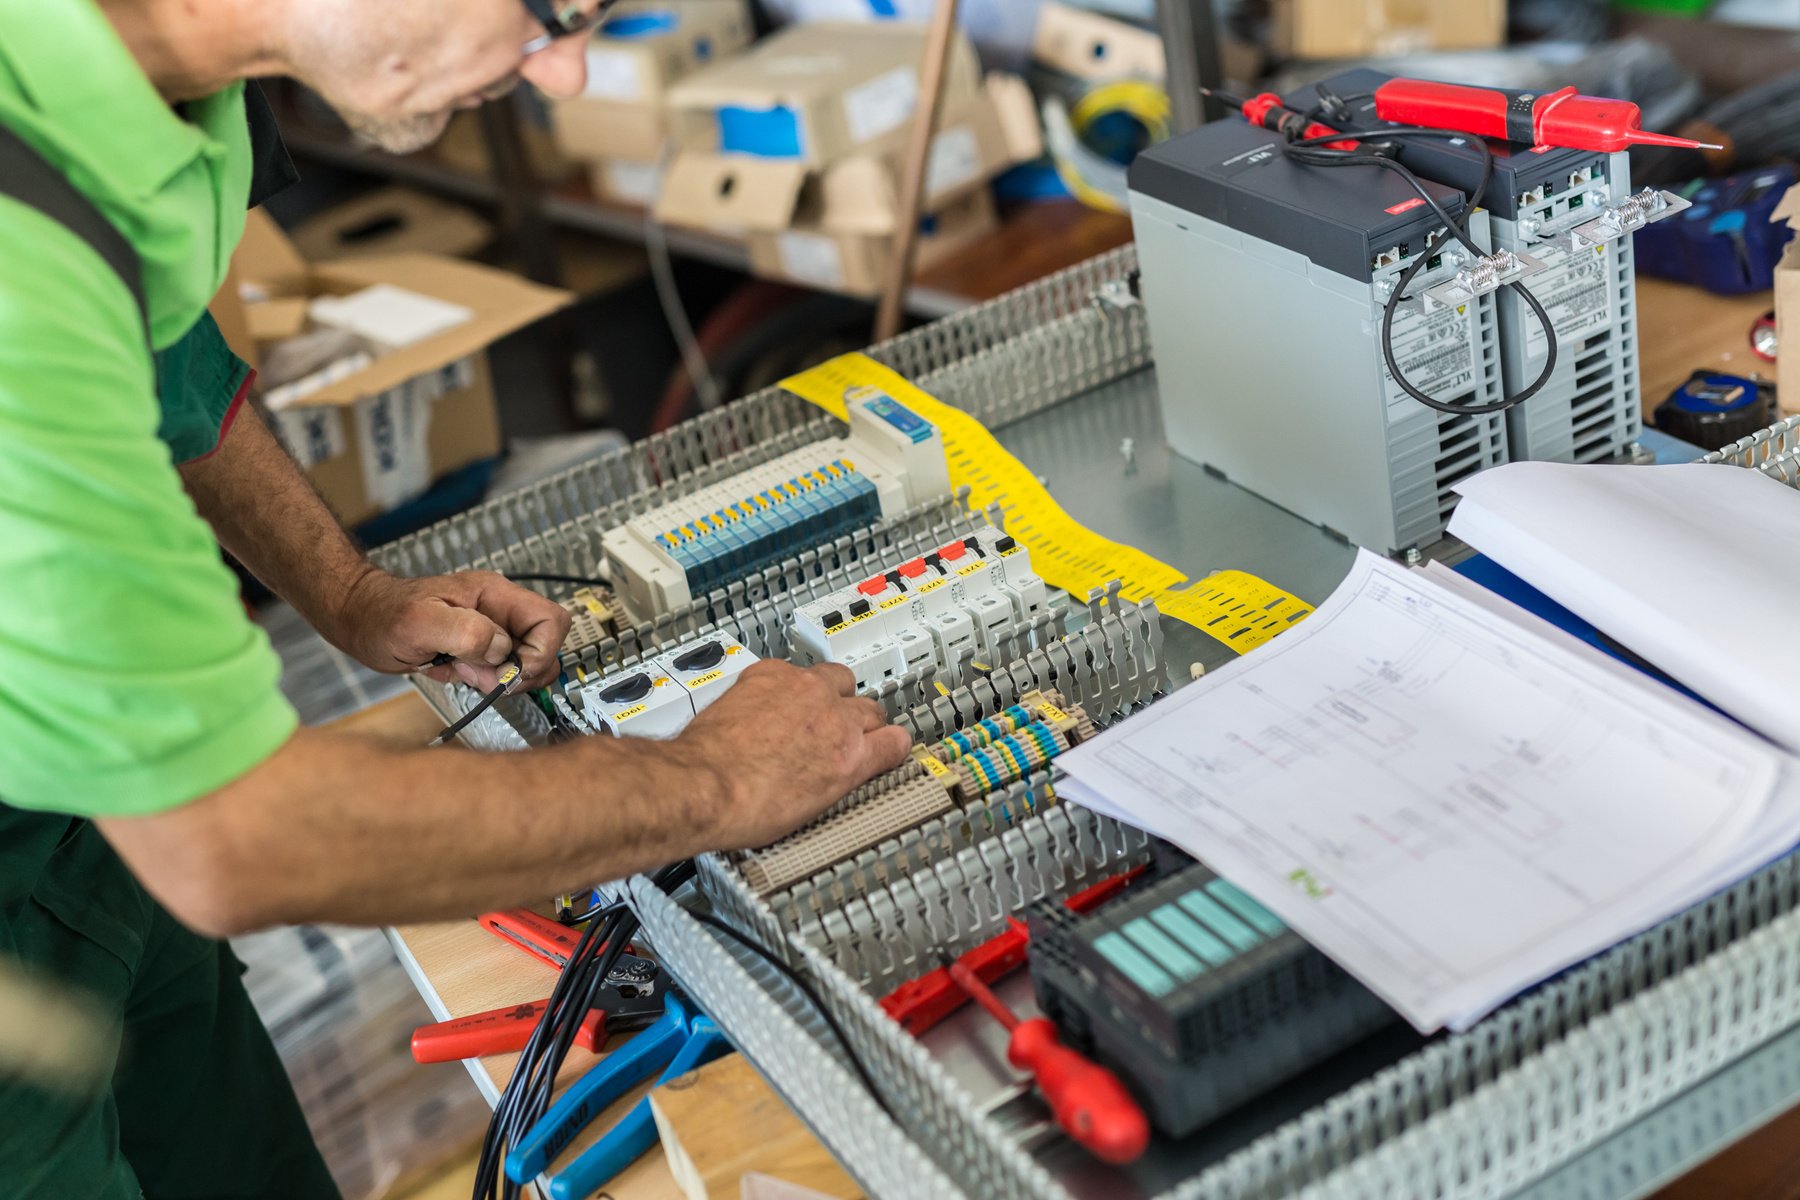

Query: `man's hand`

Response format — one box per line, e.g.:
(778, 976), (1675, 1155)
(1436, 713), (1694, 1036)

(675, 660), (913, 851)
(331, 569), (573, 690)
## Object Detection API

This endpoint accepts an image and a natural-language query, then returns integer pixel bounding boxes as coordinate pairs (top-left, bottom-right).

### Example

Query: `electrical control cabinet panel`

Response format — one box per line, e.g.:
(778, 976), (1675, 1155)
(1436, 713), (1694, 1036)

(577, 632), (757, 738)
(789, 528), (1048, 690)
(602, 394), (952, 618)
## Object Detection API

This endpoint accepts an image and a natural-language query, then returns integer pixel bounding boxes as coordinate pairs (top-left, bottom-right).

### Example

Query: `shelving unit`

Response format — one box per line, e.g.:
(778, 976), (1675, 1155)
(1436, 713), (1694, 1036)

(267, 82), (1131, 318)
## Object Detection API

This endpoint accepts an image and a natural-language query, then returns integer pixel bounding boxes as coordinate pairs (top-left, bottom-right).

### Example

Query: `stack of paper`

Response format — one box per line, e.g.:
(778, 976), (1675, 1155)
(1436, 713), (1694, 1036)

(1450, 461), (1800, 751)
(1056, 551), (1800, 1033)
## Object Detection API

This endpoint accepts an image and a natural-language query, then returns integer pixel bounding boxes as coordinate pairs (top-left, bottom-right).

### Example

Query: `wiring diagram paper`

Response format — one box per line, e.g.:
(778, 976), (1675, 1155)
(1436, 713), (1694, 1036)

(1056, 551), (1779, 1032)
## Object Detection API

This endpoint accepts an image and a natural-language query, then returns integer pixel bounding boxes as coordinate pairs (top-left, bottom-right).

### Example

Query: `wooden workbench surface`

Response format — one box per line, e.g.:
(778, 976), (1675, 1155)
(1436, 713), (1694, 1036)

(365, 274), (1785, 1200)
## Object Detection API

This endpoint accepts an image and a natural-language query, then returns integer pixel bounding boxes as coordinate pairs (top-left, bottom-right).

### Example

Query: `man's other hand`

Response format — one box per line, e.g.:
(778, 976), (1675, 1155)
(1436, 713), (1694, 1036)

(334, 570), (573, 690)
(675, 660), (913, 851)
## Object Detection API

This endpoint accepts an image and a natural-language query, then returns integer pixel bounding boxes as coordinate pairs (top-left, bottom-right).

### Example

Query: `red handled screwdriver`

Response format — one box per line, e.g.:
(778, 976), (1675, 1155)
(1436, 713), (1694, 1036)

(882, 868), (1143, 1036)
(942, 954), (1150, 1165)
(1372, 79), (1724, 153)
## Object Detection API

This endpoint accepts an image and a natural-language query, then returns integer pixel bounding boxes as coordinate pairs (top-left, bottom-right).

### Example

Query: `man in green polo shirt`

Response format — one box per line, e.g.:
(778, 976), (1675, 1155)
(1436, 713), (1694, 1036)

(0, 1), (911, 1194)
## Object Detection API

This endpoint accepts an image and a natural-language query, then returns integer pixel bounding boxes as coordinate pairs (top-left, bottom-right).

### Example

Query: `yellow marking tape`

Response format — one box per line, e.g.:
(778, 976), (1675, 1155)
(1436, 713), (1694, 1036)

(916, 751), (953, 779)
(780, 354), (1314, 653)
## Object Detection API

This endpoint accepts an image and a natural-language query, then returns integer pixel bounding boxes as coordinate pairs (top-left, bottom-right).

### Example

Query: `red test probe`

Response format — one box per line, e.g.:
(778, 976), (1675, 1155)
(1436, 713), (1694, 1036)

(1372, 79), (1724, 153)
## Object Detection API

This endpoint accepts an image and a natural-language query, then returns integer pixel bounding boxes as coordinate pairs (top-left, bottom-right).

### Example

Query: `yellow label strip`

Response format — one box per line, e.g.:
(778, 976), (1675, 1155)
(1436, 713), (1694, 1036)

(780, 353), (1313, 653)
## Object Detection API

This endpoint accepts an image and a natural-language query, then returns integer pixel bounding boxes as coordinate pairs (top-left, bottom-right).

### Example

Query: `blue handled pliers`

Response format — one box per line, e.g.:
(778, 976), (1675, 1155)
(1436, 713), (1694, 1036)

(506, 991), (733, 1199)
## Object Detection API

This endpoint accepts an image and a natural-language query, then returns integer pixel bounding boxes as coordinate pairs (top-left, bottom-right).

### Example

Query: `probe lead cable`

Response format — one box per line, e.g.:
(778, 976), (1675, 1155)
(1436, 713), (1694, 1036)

(1279, 127), (1559, 417)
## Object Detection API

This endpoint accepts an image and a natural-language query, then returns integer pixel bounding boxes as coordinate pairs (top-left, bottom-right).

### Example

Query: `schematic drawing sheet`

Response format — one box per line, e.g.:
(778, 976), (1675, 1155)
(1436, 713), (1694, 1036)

(1056, 551), (1781, 1032)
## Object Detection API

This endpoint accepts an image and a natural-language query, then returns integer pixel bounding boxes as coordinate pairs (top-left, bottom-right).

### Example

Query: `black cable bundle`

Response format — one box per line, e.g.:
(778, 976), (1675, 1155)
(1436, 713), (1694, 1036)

(471, 860), (695, 1200)
(1279, 127), (1559, 417)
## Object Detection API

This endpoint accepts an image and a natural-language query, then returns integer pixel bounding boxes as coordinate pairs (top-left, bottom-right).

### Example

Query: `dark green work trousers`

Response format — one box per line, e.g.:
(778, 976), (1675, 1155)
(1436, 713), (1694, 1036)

(0, 810), (341, 1199)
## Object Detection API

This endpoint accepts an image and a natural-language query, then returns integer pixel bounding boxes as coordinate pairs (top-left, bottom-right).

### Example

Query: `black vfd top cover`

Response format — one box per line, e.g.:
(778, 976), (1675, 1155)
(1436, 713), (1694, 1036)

(1127, 117), (1468, 282)
(1284, 68), (1603, 222)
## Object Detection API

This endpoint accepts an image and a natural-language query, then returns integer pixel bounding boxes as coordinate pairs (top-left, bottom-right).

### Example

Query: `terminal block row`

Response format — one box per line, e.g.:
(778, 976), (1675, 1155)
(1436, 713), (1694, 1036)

(733, 690), (1092, 896)
(560, 587), (621, 658)
(602, 393), (951, 618)
(562, 496), (985, 681)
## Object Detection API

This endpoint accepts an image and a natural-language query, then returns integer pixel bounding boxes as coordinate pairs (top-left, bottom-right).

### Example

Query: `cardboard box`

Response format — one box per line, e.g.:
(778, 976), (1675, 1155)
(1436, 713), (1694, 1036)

(655, 73), (1039, 237)
(589, 157), (668, 208)
(746, 188), (997, 296)
(665, 22), (983, 166)
(1272, 0), (1507, 59)
(291, 188), (494, 262)
(1032, 2), (1166, 82)
(552, 0), (753, 164)
(556, 98), (669, 165)
(234, 211), (573, 525)
(1770, 187), (1800, 416)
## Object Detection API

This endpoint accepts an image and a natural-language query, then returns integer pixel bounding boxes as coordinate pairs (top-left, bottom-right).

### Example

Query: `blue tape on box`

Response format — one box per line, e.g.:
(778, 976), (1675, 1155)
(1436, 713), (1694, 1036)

(717, 105), (804, 159)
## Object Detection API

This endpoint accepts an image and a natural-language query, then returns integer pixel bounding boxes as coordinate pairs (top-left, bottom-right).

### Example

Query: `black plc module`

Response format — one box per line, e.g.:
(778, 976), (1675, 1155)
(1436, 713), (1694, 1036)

(1027, 863), (1399, 1138)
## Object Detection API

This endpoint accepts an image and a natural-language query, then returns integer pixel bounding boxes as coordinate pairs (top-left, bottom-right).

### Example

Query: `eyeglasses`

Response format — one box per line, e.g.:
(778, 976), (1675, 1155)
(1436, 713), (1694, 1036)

(520, 0), (616, 54)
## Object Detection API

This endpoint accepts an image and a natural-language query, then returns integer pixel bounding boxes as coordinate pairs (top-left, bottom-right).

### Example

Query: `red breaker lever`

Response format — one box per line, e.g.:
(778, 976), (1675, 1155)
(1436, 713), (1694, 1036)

(1373, 79), (1723, 153)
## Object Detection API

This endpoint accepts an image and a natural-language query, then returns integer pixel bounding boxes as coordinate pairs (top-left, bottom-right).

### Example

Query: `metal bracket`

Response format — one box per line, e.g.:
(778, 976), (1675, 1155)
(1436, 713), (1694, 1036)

(1422, 249), (1547, 310)
(1567, 188), (1691, 249)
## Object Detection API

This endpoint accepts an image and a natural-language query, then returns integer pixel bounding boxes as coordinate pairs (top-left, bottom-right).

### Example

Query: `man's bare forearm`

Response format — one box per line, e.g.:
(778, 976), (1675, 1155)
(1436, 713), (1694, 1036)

(99, 726), (730, 934)
(179, 404), (376, 639)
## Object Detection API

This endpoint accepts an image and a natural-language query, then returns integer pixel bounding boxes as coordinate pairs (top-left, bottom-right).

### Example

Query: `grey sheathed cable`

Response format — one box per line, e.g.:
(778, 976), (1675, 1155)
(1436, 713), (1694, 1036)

(428, 656), (524, 748)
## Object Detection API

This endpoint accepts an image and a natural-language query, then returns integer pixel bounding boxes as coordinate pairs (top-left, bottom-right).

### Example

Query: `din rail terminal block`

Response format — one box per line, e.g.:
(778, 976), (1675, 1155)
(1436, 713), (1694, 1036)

(602, 393), (951, 619)
(733, 690), (1095, 896)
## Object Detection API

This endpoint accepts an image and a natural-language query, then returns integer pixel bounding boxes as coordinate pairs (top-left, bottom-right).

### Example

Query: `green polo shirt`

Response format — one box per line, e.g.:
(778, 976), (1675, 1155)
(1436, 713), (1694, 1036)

(0, 0), (298, 816)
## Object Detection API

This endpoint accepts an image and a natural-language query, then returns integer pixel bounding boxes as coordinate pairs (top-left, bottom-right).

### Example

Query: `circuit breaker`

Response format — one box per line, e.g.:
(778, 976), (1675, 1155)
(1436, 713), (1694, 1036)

(577, 632), (757, 738)
(789, 528), (1048, 690)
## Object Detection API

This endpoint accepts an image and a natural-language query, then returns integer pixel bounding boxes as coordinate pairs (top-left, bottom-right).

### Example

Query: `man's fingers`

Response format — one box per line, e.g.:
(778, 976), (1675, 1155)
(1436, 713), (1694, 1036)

(857, 697), (891, 733)
(461, 575), (573, 685)
(422, 607), (513, 670)
(454, 660), (502, 692)
(859, 725), (914, 778)
(810, 662), (858, 698)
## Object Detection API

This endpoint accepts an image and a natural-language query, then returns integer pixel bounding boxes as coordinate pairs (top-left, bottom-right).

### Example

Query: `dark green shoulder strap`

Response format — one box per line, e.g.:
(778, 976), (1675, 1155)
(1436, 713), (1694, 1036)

(0, 121), (149, 342)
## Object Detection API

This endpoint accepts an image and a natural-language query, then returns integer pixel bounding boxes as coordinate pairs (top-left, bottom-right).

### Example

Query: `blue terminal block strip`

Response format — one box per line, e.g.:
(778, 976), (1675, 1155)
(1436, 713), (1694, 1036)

(1027, 863), (1399, 1138)
(658, 460), (881, 597)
